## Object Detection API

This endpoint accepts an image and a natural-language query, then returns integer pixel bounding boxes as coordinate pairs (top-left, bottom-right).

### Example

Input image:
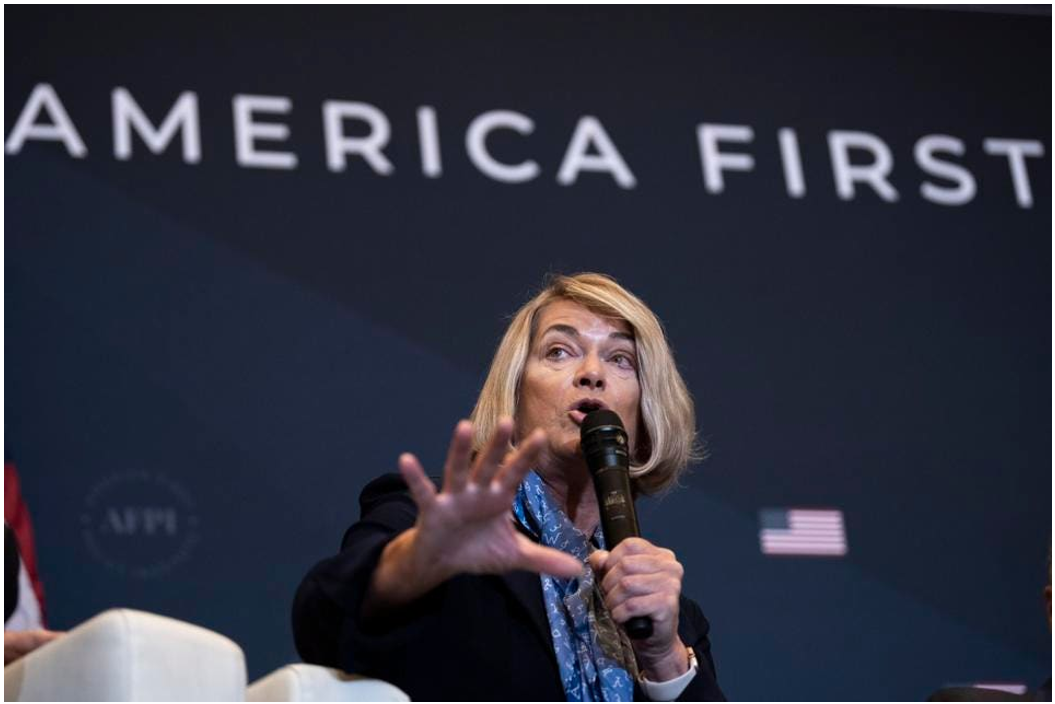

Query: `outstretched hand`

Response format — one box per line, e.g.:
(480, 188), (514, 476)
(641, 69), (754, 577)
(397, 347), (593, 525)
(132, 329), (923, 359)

(365, 418), (581, 614)
(399, 418), (583, 580)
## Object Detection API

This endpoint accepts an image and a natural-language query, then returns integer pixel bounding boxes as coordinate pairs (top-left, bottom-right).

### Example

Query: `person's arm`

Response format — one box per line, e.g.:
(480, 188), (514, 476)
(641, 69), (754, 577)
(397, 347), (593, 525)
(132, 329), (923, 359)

(291, 473), (418, 667)
(671, 598), (724, 702)
(292, 418), (581, 667)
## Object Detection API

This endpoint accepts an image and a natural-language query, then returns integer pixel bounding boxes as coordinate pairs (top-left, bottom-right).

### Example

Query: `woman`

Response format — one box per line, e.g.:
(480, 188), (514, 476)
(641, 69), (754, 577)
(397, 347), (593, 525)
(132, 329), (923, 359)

(293, 273), (724, 701)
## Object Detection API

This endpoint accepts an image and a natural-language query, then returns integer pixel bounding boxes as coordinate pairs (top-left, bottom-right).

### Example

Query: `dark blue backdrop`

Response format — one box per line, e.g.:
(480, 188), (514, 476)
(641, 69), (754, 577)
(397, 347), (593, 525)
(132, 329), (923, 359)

(5, 6), (1051, 700)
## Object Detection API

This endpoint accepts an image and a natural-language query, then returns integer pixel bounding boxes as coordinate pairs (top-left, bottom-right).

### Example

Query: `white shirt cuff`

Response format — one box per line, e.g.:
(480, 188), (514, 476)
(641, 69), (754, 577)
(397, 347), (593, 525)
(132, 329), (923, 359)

(639, 661), (697, 701)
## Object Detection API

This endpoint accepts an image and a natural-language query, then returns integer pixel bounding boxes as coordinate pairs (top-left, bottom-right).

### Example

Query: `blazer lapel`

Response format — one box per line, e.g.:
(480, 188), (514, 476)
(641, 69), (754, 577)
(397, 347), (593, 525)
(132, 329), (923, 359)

(502, 520), (559, 661)
(500, 568), (555, 655)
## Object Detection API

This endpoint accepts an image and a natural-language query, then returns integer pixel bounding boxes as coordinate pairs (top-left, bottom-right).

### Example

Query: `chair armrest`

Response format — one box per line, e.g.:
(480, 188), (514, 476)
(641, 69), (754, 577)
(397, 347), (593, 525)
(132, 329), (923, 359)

(247, 664), (409, 701)
(4, 608), (246, 701)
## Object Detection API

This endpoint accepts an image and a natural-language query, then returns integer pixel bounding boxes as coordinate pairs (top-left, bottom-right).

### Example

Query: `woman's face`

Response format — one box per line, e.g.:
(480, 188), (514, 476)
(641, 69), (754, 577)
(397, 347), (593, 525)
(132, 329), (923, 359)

(517, 300), (641, 467)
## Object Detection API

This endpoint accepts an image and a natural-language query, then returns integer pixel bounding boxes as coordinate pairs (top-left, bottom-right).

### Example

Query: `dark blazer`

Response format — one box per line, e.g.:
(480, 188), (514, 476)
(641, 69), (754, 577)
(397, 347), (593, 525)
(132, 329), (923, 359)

(293, 474), (725, 701)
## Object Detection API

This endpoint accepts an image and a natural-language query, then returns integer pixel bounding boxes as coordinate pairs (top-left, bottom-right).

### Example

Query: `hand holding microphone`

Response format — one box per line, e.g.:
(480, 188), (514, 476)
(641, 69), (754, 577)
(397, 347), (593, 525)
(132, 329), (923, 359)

(582, 410), (690, 681)
(581, 409), (653, 639)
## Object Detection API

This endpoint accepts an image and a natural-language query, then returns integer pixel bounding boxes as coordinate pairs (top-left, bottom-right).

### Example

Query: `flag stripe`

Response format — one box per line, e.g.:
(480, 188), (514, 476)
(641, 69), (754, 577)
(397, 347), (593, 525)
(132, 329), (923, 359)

(762, 542), (847, 548)
(767, 534), (845, 540)
(762, 547), (847, 555)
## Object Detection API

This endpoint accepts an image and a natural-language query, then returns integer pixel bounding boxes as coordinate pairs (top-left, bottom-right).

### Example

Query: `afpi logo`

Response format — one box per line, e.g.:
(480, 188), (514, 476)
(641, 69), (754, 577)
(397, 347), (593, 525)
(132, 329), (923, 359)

(80, 471), (201, 579)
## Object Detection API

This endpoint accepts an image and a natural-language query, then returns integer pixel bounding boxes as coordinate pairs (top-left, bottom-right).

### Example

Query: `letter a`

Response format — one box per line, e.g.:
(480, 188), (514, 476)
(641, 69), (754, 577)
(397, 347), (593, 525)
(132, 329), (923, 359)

(5, 83), (87, 157)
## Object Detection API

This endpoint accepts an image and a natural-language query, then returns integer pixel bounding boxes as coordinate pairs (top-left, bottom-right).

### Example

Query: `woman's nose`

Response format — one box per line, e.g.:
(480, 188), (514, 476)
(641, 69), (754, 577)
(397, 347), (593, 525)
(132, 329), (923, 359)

(576, 354), (605, 390)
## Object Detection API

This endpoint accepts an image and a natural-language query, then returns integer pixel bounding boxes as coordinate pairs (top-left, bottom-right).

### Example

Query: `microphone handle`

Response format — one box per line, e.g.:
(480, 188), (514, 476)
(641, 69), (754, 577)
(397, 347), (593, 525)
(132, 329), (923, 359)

(593, 465), (654, 640)
(626, 616), (653, 640)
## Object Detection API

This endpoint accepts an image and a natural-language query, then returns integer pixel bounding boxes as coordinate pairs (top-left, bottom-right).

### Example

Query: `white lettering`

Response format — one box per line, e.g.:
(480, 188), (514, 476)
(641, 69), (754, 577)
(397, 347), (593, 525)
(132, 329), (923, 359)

(417, 105), (442, 178)
(778, 127), (806, 198)
(983, 138), (1044, 209)
(106, 508), (136, 535)
(697, 123), (754, 194)
(5, 83), (87, 157)
(556, 116), (636, 189)
(322, 101), (393, 175)
(112, 88), (201, 163)
(914, 135), (975, 206)
(233, 94), (297, 170)
(465, 110), (539, 183)
(142, 508), (178, 536)
(827, 130), (899, 202)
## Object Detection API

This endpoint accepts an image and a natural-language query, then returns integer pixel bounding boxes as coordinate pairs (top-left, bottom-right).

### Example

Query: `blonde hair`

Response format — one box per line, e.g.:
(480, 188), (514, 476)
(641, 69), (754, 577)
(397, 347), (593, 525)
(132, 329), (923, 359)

(469, 272), (702, 495)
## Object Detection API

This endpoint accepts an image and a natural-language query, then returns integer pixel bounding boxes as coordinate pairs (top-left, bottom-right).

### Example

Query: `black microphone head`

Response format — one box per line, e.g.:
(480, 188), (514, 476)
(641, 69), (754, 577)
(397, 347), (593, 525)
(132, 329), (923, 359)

(580, 409), (629, 475)
(580, 409), (624, 436)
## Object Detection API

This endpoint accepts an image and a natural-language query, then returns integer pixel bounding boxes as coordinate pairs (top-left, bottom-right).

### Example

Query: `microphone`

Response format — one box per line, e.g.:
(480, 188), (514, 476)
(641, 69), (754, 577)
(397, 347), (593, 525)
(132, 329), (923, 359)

(581, 409), (653, 640)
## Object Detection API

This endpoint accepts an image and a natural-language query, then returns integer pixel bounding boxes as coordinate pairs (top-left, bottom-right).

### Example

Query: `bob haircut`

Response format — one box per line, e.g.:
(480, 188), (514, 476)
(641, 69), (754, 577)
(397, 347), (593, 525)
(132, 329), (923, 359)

(470, 272), (702, 495)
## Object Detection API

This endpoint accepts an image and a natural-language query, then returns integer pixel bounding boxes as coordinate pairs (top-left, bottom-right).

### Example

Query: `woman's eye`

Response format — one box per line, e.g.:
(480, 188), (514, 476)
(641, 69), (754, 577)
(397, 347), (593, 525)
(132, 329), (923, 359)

(546, 347), (569, 360)
(611, 353), (636, 369)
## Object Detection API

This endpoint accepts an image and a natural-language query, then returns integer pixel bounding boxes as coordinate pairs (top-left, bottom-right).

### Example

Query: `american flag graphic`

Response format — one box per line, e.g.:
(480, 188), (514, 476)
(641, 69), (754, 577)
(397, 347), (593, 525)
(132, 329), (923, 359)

(758, 508), (848, 557)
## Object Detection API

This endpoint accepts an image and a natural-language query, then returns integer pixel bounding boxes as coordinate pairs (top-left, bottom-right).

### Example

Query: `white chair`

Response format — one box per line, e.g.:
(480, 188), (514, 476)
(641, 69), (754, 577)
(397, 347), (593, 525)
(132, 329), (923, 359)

(4, 608), (247, 701)
(247, 664), (409, 702)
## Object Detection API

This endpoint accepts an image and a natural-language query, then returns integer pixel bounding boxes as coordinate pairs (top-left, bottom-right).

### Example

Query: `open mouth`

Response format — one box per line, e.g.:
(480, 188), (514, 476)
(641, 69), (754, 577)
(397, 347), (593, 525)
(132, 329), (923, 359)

(568, 399), (606, 425)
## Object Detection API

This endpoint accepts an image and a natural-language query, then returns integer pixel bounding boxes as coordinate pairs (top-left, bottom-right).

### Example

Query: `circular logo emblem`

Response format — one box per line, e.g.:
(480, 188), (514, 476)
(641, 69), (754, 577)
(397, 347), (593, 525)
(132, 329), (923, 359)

(80, 471), (201, 579)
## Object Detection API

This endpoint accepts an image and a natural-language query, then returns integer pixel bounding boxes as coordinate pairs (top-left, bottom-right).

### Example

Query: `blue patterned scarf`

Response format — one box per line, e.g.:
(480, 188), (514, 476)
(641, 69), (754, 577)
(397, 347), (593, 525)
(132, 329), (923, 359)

(512, 471), (638, 702)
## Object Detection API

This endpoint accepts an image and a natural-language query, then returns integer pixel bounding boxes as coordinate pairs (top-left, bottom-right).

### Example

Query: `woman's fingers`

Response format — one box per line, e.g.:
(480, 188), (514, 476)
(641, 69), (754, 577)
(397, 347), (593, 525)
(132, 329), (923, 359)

(515, 534), (583, 579)
(398, 453), (437, 510)
(598, 541), (682, 596)
(440, 418), (542, 495)
(399, 419), (583, 583)
(442, 420), (474, 493)
(603, 573), (680, 608)
(594, 542), (683, 629)
(609, 592), (678, 626)
(470, 417), (514, 486)
(600, 553), (676, 595)
(587, 549), (610, 574)
(495, 428), (546, 492)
